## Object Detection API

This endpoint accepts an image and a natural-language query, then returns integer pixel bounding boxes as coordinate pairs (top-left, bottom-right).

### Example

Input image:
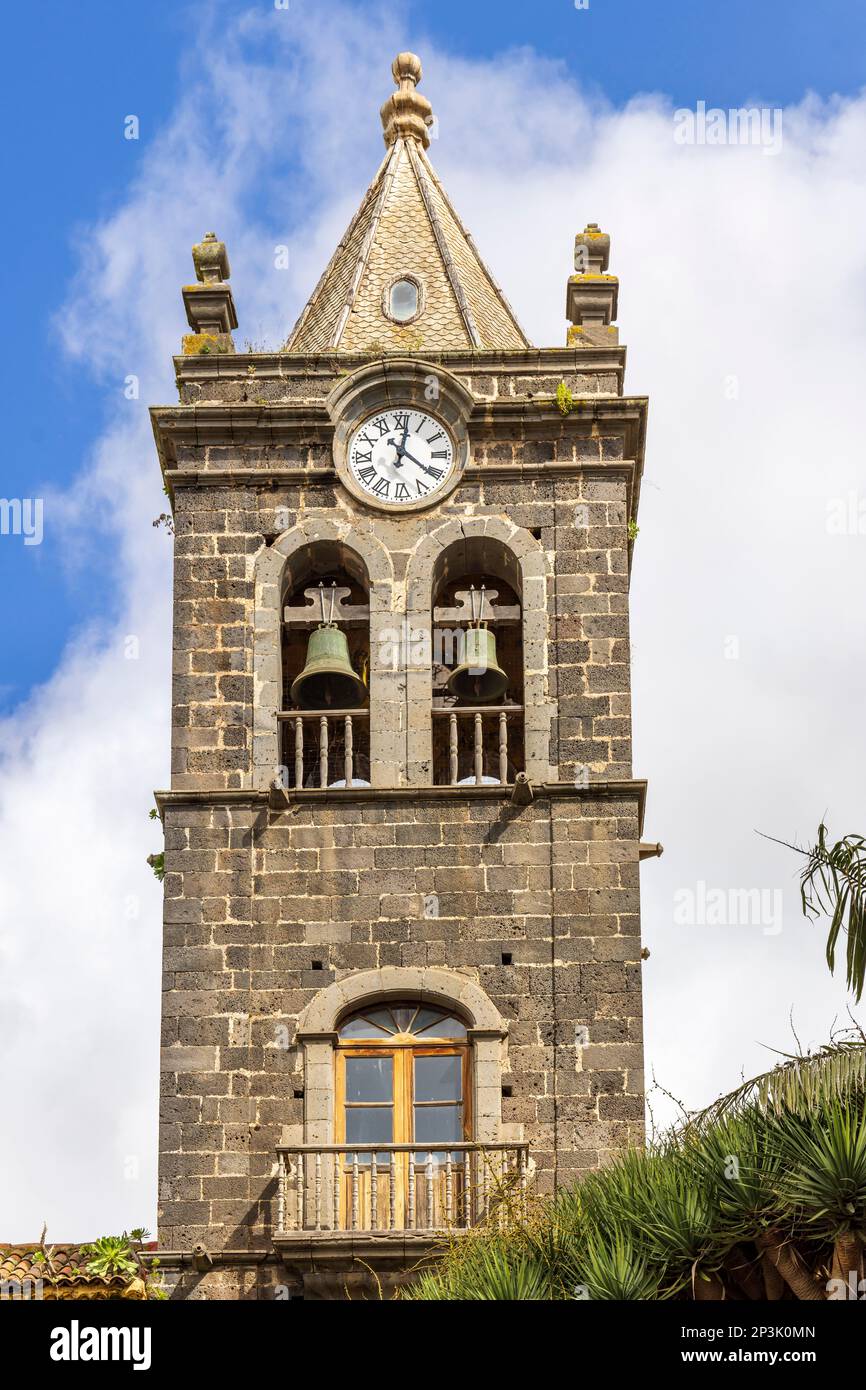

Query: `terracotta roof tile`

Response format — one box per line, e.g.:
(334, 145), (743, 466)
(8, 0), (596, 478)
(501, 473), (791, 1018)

(0, 1244), (148, 1300)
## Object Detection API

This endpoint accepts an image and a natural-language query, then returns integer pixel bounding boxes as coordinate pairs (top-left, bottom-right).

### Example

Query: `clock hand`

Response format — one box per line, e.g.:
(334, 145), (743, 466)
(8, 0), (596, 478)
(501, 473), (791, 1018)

(401, 447), (440, 476)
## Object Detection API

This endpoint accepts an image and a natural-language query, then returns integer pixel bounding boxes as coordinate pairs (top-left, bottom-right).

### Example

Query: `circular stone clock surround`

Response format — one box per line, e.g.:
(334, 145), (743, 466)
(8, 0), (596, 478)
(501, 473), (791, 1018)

(326, 358), (474, 513)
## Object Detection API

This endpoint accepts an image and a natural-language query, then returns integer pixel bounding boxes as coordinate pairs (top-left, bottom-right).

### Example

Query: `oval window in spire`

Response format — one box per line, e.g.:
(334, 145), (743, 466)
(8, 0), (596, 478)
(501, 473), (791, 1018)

(388, 277), (420, 322)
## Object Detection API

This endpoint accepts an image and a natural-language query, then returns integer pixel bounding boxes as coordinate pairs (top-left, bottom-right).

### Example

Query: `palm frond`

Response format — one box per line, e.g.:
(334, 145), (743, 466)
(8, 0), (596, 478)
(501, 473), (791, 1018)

(575, 1226), (665, 1301)
(799, 824), (866, 1001)
(771, 1101), (866, 1241)
(686, 1035), (866, 1130)
(404, 1240), (550, 1301)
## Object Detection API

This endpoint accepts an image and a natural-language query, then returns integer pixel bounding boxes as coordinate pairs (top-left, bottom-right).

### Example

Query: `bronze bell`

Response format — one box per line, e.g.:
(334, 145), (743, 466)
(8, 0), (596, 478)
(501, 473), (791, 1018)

(446, 625), (508, 703)
(291, 624), (367, 709)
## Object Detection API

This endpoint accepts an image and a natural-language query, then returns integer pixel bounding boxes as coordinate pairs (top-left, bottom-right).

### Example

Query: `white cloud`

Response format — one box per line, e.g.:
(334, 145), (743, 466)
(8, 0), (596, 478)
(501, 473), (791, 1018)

(1, 2), (864, 1237)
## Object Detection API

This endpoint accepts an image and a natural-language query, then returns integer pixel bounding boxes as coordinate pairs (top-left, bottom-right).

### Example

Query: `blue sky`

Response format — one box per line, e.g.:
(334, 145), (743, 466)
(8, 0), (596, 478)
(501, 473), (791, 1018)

(2, 0), (865, 710)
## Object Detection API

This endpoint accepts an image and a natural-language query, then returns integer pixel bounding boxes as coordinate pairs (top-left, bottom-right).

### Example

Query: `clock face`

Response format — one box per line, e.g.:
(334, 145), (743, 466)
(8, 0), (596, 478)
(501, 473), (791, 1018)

(347, 408), (456, 508)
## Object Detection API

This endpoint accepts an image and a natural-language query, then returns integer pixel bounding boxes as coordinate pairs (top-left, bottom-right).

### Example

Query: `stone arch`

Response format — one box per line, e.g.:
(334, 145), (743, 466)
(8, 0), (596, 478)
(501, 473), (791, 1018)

(294, 968), (508, 1149)
(403, 516), (555, 783)
(251, 518), (395, 790)
(297, 966), (506, 1035)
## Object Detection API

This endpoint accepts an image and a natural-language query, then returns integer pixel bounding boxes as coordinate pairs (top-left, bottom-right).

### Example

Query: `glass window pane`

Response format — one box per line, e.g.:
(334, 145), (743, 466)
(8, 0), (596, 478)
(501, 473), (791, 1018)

(364, 1008), (397, 1033)
(411, 1007), (446, 1034)
(390, 279), (418, 321)
(345, 1106), (393, 1144)
(345, 1055), (393, 1103)
(413, 1105), (462, 1145)
(338, 1017), (390, 1039)
(414, 1054), (462, 1103)
(414, 1013), (466, 1039)
(391, 1006), (418, 1033)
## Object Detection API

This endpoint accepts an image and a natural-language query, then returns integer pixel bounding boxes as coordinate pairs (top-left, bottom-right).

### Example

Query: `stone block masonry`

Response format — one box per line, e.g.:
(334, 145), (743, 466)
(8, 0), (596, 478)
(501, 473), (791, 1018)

(158, 787), (644, 1250)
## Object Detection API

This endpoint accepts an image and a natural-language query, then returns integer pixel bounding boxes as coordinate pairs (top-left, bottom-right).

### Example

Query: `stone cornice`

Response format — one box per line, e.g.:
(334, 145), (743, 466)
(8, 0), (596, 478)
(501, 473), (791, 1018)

(155, 778), (647, 828)
(152, 395), (646, 439)
(151, 395), (648, 474)
(172, 344), (628, 382)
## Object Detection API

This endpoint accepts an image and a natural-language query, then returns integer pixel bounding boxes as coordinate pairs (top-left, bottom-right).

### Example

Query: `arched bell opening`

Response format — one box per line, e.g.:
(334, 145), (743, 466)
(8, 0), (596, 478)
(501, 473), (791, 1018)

(280, 542), (371, 789)
(430, 537), (525, 786)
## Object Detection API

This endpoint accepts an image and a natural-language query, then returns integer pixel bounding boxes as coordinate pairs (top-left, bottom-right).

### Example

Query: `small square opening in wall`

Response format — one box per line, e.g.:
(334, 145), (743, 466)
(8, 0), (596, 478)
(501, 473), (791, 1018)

(311, 960), (324, 971)
(529, 526), (543, 541)
(293, 1088), (305, 1101)
(501, 952), (513, 966)
(501, 1085), (513, 1099)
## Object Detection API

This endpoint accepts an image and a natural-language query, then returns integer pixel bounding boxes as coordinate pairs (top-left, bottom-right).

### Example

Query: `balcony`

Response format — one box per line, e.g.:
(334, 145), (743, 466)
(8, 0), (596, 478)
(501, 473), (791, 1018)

(273, 1142), (530, 1270)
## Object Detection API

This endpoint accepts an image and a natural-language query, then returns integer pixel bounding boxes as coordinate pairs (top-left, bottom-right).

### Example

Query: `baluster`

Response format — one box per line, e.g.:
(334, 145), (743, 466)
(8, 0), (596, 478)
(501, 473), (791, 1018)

(463, 1154), (472, 1228)
(370, 1154), (378, 1231)
(474, 712), (483, 783)
(344, 715), (354, 787)
(426, 1154), (434, 1229)
(445, 1153), (453, 1227)
(294, 717), (304, 789)
(478, 1152), (487, 1222)
(449, 712), (459, 785)
(497, 1151), (505, 1229)
(297, 1153), (304, 1230)
(499, 711), (508, 785)
(519, 1148), (527, 1215)
(276, 1151), (286, 1233)
(351, 1154), (360, 1231)
(333, 1152), (341, 1231)
(408, 1152), (416, 1229)
(319, 715), (329, 788)
(314, 1151), (322, 1231)
(389, 1158), (396, 1230)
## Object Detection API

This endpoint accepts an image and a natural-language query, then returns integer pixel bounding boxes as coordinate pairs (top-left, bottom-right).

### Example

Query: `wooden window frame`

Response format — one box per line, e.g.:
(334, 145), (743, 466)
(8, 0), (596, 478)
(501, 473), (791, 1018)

(335, 1041), (472, 1149)
(334, 1027), (472, 1230)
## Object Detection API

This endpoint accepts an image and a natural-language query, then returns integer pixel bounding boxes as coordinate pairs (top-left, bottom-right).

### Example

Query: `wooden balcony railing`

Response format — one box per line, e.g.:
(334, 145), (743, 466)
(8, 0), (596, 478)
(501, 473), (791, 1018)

(277, 709), (370, 789)
(432, 706), (524, 786)
(274, 1143), (530, 1235)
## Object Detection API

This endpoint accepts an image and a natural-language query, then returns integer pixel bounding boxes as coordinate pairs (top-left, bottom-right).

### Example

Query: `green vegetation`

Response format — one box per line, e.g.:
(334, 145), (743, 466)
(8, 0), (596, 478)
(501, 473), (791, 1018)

(147, 852), (165, 882)
(406, 1035), (866, 1301)
(770, 823), (866, 1003)
(81, 1231), (167, 1299)
(555, 381), (575, 416)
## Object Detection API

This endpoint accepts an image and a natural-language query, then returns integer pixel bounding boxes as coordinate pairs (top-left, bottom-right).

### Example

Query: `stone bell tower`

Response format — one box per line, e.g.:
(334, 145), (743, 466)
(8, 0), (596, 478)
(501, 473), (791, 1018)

(152, 53), (652, 1300)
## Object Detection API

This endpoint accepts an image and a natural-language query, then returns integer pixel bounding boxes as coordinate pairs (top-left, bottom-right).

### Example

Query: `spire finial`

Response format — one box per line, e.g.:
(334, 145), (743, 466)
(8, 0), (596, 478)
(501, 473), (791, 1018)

(380, 51), (434, 149)
(392, 52), (422, 87)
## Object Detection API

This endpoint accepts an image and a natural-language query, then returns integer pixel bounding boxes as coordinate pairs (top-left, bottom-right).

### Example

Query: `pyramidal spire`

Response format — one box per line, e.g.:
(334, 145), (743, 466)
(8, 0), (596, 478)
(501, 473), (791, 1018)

(285, 53), (529, 353)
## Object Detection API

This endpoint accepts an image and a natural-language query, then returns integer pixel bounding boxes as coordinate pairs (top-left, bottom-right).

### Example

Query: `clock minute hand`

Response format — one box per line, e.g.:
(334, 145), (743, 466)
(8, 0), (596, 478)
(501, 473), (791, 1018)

(402, 447), (438, 476)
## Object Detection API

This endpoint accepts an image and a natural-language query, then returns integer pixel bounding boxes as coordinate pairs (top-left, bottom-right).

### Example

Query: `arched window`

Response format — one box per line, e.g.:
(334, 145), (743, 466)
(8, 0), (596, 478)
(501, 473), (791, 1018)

(430, 537), (525, 785)
(280, 542), (370, 788)
(335, 1003), (470, 1228)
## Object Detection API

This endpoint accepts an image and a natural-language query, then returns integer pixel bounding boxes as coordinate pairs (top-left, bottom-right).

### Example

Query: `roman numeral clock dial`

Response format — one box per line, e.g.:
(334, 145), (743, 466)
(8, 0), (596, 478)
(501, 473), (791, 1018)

(346, 409), (457, 510)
